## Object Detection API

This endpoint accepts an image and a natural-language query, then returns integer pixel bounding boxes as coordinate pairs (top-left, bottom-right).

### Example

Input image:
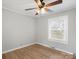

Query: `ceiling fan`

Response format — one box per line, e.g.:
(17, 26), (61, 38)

(25, 0), (62, 15)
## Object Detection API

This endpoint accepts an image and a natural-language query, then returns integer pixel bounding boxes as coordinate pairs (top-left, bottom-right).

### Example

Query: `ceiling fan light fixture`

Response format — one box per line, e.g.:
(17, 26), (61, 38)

(41, 8), (46, 14)
(37, 10), (40, 13)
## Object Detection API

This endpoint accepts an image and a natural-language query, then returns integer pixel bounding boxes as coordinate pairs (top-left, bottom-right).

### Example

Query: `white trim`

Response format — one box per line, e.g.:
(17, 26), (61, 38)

(54, 48), (73, 55)
(36, 43), (50, 47)
(2, 43), (74, 55)
(2, 6), (29, 16)
(2, 43), (35, 54)
(37, 43), (73, 55)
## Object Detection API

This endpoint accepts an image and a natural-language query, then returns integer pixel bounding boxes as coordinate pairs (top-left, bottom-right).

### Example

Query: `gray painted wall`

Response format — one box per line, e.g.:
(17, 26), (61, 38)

(2, 9), (35, 52)
(36, 9), (76, 53)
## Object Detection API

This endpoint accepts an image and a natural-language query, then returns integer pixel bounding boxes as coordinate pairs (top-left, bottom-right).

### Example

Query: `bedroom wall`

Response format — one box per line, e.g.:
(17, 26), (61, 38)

(2, 8), (35, 52)
(36, 9), (76, 53)
(2, 8), (76, 54)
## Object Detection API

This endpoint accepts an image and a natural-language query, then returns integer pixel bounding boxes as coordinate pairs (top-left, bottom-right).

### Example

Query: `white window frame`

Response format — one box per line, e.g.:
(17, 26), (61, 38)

(48, 15), (68, 44)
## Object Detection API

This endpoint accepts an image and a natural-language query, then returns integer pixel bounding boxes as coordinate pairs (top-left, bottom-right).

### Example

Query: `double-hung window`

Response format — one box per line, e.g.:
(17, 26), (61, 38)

(48, 15), (68, 44)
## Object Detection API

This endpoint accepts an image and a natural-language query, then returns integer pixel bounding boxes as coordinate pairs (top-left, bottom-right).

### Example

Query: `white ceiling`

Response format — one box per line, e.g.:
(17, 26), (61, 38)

(3, 0), (76, 16)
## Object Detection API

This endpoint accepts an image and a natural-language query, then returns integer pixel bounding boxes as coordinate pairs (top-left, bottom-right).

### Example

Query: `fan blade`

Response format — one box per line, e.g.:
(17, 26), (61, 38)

(45, 0), (62, 7)
(25, 8), (36, 11)
(34, 0), (43, 8)
(34, 0), (42, 5)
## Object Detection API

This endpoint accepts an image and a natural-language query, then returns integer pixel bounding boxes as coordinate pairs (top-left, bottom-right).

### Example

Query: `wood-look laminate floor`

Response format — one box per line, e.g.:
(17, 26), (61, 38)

(3, 44), (75, 59)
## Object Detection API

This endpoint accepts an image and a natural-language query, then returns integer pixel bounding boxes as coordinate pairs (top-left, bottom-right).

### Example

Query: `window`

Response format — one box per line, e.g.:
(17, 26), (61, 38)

(48, 15), (68, 44)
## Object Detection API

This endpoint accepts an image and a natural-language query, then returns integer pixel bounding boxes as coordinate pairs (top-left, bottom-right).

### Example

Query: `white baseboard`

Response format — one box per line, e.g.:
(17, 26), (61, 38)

(2, 43), (35, 54)
(37, 43), (73, 55)
(2, 43), (74, 55)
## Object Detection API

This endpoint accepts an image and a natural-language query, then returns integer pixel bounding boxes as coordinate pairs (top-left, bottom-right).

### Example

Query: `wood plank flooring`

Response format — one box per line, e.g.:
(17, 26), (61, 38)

(2, 44), (75, 59)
